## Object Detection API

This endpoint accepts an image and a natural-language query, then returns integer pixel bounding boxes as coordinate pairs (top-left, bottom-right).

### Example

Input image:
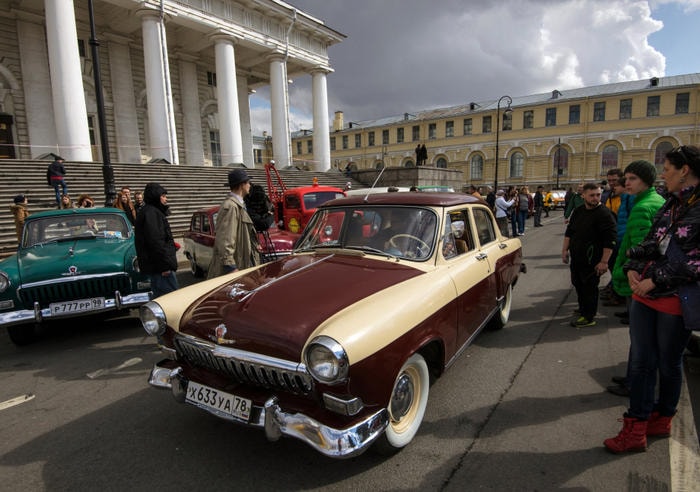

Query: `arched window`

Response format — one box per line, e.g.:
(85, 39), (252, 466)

(553, 146), (569, 176)
(347, 162), (358, 172)
(375, 161), (385, 169)
(470, 154), (483, 180)
(601, 144), (618, 173)
(404, 159), (415, 167)
(509, 152), (524, 178)
(436, 157), (447, 168)
(654, 141), (674, 174)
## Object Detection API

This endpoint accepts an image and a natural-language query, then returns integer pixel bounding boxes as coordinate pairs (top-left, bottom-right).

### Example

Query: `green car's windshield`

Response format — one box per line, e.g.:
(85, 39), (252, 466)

(22, 213), (131, 248)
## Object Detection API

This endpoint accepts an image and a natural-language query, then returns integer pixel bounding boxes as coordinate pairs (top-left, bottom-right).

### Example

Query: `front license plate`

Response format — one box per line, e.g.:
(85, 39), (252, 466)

(49, 297), (105, 314)
(186, 381), (252, 422)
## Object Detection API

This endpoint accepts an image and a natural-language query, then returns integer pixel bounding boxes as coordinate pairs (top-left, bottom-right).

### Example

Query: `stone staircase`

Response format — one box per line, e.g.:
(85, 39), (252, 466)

(0, 160), (360, 257)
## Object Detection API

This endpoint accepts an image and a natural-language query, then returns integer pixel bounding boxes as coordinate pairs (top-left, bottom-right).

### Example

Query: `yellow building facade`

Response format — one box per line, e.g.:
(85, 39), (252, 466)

(291, 74), (700, 190)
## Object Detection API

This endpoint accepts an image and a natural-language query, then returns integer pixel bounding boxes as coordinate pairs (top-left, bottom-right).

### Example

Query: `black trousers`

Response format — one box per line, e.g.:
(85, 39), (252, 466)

(570, 262), (600, 320)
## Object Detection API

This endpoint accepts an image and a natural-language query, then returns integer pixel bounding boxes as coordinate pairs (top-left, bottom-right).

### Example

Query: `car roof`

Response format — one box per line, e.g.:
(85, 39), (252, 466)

(321, 192), (485, 208)
(27, 207), (128, 219)
(191, 205), (220, 214)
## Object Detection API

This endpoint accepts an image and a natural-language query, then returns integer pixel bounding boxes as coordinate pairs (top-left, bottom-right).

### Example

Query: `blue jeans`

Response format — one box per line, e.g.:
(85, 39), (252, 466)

(510, 213), (518, 237)
(52, 180), (67, 204)
(149, 271), (179, 298)
(627, 300), (692, 419)
(517, 210), (528, 234)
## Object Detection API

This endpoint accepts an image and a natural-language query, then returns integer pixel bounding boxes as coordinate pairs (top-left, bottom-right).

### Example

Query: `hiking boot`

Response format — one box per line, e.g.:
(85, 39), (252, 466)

(606, 384), (630, 397)
(646, 411), (673, 437)
(571, 316), (596, 327)
(604, 415), (648, 453)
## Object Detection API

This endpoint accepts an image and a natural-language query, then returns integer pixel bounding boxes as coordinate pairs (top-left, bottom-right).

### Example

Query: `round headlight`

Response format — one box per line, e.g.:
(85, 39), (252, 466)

(139, 301), (166, 336)
(305, 336), (348, 384)
(0, 272), (9, 293)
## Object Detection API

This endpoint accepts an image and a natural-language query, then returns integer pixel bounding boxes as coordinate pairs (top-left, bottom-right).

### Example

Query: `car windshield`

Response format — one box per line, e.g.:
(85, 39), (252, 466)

(302, 191), (345, 210)
(22, 213), (131, 248)
(296, 205), (438, 261)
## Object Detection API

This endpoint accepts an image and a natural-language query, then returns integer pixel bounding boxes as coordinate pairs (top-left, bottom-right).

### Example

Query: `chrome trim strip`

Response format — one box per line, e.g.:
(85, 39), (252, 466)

(0, 292), (151, 328)
(18, 272), (129, 289)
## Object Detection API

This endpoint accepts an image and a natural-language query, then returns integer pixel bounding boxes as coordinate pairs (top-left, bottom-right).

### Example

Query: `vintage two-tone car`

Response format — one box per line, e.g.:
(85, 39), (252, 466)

(0, 207), (151, 345)
(140, 193), (525, 458)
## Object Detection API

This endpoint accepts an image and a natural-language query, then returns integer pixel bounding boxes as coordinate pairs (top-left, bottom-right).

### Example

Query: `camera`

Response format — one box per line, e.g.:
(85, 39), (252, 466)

(627, 240), (660, 260)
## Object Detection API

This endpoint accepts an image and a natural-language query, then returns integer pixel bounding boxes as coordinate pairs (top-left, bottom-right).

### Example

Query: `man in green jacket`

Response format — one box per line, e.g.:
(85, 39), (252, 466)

(608, 160), (665, 396)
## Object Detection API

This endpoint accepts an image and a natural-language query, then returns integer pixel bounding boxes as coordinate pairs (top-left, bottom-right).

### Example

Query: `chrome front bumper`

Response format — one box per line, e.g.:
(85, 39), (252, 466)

(148, 363), (389, 459)
(0, 291), (152, 328)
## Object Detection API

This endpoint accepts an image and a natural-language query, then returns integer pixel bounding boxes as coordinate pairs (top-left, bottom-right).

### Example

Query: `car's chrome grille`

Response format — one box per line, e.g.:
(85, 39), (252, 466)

(18, 274), (130, 307)
(174, 335), (314, 395)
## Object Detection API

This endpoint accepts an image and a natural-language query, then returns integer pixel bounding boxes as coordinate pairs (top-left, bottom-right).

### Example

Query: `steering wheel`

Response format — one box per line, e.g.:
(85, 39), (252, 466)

(389, 234), (430, 258)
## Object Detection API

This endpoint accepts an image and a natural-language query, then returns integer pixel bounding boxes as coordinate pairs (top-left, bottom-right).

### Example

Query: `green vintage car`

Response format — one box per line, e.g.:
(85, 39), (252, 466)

(0, 207), (151, 345)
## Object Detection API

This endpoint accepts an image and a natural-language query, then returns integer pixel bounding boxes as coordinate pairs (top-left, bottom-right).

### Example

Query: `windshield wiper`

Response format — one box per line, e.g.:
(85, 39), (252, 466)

(345, 245), (396, 259)
(294, 243), (341, 253)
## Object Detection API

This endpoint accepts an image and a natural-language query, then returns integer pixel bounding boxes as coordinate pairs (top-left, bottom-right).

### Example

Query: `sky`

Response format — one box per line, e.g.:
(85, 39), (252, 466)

(249, 0), (700, 135)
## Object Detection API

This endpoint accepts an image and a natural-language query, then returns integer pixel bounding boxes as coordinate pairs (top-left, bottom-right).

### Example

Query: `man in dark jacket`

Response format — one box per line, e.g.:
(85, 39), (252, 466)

(135, 183), (179, 298)
(46, 156), (67, 206)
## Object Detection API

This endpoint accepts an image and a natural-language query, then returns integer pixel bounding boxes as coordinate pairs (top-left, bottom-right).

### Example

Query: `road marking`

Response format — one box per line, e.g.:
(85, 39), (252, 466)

(86, 357), (142, 379)
(0, 394), (35, 411)
(670, 379), (700, 491)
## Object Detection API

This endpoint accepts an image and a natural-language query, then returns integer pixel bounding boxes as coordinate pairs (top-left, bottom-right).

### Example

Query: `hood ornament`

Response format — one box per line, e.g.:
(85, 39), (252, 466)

(61, 265), (80, 276)
(228, 282), (250, 300)
(209, 323), (235, 345)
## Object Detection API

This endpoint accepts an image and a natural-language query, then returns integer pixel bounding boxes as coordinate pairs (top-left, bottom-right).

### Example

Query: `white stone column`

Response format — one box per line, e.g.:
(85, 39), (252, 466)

(139, 9), (179, 164)
(16, 14), (57, 158)
(312, 68), (331, 171)
(177, 54), (205, 166)
(44, 0), (92, 161)
(106, 34), (141, 163)
(268, 54), (291, 167)
(237, 76), (254, 168)
(212, 35), (243, 165)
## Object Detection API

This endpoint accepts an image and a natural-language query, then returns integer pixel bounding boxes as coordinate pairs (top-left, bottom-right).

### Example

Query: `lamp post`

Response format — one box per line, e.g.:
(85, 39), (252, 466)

(555, 138), (562, 189)
(494, 95), (513, 192)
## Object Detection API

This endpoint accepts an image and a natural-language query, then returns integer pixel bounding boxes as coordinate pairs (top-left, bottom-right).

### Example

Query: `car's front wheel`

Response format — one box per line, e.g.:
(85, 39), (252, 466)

(488, 283), (512, 330)
(374, 353), (429, 454)
(8, 323), (41, 346)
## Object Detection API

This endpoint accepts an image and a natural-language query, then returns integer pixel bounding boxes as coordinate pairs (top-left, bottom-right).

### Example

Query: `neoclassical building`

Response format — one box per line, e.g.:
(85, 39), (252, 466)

(292, 73), (700, 189)
(0, 0), (344, 169)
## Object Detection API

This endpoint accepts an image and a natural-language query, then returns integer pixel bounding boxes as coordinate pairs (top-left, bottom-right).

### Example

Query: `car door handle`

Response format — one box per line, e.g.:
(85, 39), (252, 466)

(499, 243), (508, 249)
(476, 253), (488, 260)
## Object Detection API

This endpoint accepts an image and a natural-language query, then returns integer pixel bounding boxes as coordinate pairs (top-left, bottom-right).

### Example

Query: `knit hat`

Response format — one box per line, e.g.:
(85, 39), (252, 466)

(13, 194), (25, 204)
(624, 160), (656, 187)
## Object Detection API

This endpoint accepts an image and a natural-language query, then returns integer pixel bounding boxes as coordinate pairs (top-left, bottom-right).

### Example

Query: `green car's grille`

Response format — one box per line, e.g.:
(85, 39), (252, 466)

(18, 274), (131, 308)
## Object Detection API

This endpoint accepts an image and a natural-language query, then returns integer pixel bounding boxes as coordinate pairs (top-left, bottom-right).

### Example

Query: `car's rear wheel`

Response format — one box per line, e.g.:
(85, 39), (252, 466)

(8, 323), (41, 346)
(488, 283), (512, 331)
(188, 254), (204, 277)
(374, 353), (429, 454)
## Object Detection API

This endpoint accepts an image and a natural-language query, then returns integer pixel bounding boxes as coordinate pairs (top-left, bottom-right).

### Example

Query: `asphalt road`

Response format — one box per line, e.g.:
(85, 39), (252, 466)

(0, 210), (698, 491)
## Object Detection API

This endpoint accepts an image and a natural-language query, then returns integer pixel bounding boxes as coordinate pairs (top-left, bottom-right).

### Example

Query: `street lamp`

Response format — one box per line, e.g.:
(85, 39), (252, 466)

(494, 95), (513, 192)
(555, 138), (562, 189)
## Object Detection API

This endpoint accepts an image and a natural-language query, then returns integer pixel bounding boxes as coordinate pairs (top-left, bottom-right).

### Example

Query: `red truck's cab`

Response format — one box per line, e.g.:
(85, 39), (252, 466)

(281, 181), (345, 234)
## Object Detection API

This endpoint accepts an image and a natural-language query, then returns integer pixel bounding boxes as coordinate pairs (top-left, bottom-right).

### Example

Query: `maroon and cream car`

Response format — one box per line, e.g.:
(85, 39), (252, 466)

(140, 193), (525, 458)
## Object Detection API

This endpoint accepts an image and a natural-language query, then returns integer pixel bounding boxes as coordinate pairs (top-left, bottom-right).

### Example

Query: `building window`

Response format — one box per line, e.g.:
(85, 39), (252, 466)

(383, 129), (390, 145)
(307, 140), (313, 154)
(545, 108), (557, 127)
(209, 130), (221, 166)
(470, 154), (483, 179)
(436, 157), (447, 168)
(446, 120), (454, 137)
(87, 115), (96, 145)
(601, 144), (619, 172)
(482, 115), (492, 133)
(509, 151), (524, 178)
(593, 102), (606, 122)
(553, 146), (568, 176)
(463, 118), (472, 135)
(207, 71), (217, 87)
(368, 131), (375, 146)
(502, 111), (512, 131)
(396, 127), (404, 143)
(428, 123), (437, 140)
(296, 141), (302, 155)
(523, 110), (533, 129)
(342, 135), (348, 149)
(569, 105), (580, 124)
(354, 134), (361, 148)
(619, 99), (632, 119)
(676, 92), (689, 114)
(78, 39), (86, 58)
(330, 137), (336, 151)
(654, 141), (674, 174)
(412, 125), (420, 141)
(254, 148), (262, 164)
(647, 95), (660, 117)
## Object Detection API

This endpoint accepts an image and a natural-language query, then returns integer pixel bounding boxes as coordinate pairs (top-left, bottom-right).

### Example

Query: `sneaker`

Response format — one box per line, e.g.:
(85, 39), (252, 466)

(571, 316), (596, 327)
(518, 232), (524, 236)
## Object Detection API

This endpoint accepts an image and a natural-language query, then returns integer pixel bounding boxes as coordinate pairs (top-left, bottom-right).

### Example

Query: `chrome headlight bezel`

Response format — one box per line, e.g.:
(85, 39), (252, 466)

(304, 335), (349, 384)
(139, 301), (167, 336)
(0, 272), (9, 293)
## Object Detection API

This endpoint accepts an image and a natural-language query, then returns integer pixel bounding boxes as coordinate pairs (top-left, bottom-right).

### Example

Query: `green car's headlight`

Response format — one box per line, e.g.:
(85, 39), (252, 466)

(0, 272), (9, 293)
(139, 301), (167, 336)
(305, 336), (349, 384)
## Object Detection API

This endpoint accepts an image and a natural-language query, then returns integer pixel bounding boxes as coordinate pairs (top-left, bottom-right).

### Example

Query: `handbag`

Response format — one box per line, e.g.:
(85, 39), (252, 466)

(666, 237), (700, 331)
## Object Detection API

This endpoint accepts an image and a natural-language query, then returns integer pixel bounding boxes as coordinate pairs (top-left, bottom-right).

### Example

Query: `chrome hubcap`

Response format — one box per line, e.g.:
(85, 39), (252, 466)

(389, 373), (414, 422)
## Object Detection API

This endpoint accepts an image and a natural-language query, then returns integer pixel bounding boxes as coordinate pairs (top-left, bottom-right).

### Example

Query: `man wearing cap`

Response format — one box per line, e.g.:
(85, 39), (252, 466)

(135, 183), (179, 298)
(494, 189), (515, 237)
(208, 169), (260, 278)
(10, 194), (29, 243)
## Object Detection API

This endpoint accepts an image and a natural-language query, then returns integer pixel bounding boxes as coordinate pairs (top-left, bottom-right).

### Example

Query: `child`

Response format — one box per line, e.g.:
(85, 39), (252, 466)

(10, 194), (29, 243)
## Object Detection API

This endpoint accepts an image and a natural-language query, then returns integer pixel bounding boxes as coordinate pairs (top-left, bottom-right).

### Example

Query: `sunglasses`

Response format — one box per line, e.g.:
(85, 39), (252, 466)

(669, 145), (697, 163)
